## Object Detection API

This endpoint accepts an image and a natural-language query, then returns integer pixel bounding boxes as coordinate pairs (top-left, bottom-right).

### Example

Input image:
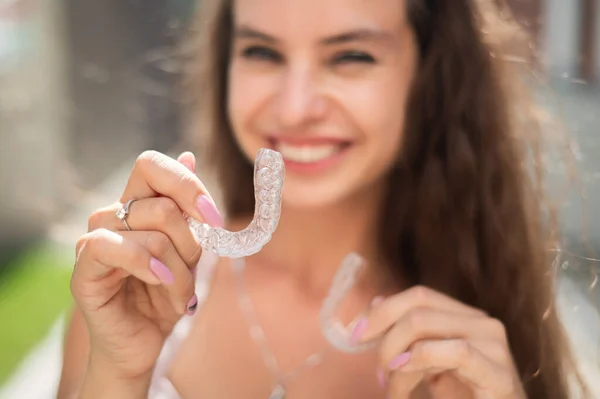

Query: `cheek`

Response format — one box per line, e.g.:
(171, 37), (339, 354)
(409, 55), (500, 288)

(227, 65), (275, 142)
(341, 75), (409, 157)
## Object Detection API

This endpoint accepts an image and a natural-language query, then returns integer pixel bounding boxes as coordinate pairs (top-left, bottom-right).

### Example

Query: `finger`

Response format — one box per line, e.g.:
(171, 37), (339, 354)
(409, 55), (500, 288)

(392, 339), (515, 395)
(120, 150), (222, 227)
(89, 198), (202, 267)
(177, 151), (196, 173)
(74, 228), (163, 288)
(378, 308), (504, 368)
(385, 369), (425, 398)
(381, 339), (509, 389)
(73, 229), (196, 315)
(358, 285), (486, 342)
(177, 152), (196, 220)
(123, 230), (197, 315)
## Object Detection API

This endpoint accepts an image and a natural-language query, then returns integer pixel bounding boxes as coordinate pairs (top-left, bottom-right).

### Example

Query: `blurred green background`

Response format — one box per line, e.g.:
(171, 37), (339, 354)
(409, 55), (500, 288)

(0, 246), (72, 385)
(0, 0), (196, 395)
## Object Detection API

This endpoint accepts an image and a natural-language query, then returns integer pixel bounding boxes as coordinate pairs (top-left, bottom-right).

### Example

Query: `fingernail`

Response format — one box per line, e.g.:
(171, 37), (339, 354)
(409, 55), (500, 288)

(389, 352), (411, 369)
(376, 367), (386, 388)
(195, 195), (223, 228)
(149, 258), (174, 285)
(371, 296), (385, 307)
(350, 317), (368, 344)
(186, 294), (198, 316)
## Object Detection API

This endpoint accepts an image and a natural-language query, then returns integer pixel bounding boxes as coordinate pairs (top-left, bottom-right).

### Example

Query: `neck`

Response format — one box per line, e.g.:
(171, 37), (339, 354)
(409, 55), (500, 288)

(246, 181), (391, 293)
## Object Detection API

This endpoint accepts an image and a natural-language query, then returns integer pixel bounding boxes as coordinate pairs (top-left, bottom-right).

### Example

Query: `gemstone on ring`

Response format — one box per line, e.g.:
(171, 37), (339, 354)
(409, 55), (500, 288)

(116, 207), (127, 219)
(116, 199), (136, 231)
(116, 199), (136, 220)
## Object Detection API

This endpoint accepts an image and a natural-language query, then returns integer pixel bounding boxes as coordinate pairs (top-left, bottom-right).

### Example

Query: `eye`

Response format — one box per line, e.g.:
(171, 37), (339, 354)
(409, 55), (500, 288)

(333, 51), (376, 65)
(240, 46), (282, 63)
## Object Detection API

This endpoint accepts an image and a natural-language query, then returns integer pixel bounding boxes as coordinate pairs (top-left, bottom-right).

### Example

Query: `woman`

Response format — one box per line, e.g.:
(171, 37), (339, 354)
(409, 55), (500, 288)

(58, 0), (588, 397)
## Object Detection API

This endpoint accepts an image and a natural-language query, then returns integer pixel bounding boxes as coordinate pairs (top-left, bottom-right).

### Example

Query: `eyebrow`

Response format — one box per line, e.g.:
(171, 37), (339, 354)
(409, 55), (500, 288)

(233, 25), (393, 45)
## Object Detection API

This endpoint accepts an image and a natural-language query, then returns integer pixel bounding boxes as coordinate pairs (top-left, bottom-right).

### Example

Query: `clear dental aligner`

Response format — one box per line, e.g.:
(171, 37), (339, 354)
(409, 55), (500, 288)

(188, 148), (373, 353)
(188, 148), (285, 258)
(320, 253), (379, 354)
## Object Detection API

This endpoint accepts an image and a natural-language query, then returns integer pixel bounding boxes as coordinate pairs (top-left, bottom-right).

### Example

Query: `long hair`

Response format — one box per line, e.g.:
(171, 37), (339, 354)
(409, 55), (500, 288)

(180, 0), (589, 397)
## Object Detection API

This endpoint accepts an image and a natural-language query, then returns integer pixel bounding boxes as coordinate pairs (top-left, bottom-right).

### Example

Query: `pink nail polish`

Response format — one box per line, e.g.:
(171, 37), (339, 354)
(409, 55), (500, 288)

(149, 258), (174, 285)
(195, 195), (223, 227)
(186, 294), (198, 316)
(389, 352), (411, 369)
(350, 317), (368, 344)
(376, 368), (386, 387)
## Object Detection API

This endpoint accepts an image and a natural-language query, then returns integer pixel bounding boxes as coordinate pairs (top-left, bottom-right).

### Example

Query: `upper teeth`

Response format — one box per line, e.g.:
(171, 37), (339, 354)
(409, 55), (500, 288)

(276, 143), (340, 163)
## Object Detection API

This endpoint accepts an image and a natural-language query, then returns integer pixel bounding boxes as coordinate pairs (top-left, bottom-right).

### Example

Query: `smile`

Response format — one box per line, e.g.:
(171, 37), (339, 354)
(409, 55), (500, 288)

(267, 138), (353, 174)
(275, 142), (344, 163)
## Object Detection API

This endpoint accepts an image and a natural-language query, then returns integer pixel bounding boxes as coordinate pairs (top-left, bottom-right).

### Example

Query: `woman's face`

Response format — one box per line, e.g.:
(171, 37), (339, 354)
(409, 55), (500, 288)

(228, 0), (418, 209)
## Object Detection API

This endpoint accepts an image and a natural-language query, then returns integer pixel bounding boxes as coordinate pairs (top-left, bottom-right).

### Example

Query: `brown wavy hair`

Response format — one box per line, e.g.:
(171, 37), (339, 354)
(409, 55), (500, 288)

(180, 0), (589, 397)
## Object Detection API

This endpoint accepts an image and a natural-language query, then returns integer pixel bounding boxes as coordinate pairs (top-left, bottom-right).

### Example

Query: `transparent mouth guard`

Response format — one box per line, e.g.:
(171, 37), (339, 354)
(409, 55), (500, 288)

(188, 148), (379, 354)
(320, 252), (381, 353)
(188, 148), (284, 258)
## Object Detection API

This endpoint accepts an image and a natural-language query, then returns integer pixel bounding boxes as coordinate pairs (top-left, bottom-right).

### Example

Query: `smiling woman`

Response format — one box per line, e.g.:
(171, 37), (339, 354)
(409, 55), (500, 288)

(59, 0), (590, 398)
(226, 0), (415, 209)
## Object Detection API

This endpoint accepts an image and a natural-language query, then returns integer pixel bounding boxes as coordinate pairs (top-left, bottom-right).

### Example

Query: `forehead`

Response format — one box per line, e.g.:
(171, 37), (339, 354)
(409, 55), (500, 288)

(232, 0), (409, 40)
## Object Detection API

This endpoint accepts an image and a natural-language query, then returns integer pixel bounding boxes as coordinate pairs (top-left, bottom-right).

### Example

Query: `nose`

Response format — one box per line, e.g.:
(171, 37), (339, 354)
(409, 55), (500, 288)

(275, 66), (326, 129)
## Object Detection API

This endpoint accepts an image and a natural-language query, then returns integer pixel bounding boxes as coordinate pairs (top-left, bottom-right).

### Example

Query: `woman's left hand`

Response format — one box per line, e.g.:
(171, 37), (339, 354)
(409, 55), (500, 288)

(354, 286), (527, 399)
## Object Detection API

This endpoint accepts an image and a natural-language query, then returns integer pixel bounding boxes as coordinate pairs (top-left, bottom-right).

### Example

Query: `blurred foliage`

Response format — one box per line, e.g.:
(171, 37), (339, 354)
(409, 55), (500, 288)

(0, 245), (73, 384)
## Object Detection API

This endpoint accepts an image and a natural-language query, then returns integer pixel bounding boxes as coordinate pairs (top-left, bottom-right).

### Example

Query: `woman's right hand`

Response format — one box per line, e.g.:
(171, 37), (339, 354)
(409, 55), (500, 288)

(71, 150), (223, 383)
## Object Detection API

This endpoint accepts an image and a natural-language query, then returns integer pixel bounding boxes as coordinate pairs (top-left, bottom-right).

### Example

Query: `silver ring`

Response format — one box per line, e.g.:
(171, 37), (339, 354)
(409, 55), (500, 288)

(116, 198), (137, 231)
